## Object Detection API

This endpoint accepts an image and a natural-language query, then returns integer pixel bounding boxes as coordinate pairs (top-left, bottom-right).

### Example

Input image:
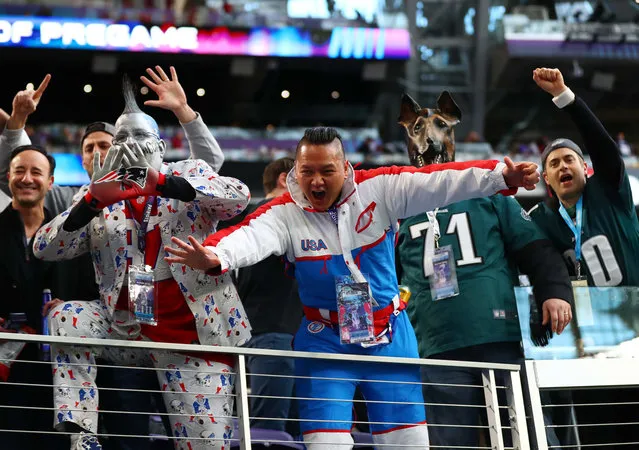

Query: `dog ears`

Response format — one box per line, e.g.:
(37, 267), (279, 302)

(437, 91), (462, 122)
(399, 91), (462, 126)
(398, 93), (422, 125)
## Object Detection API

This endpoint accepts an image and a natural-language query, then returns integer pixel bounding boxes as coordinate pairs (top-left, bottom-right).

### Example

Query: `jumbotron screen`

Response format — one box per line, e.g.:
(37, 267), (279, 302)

(0, 15), (411, 60)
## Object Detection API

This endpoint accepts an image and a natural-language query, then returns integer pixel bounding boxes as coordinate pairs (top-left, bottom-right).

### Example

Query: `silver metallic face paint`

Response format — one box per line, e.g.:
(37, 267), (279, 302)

(113, 112), (165, 171)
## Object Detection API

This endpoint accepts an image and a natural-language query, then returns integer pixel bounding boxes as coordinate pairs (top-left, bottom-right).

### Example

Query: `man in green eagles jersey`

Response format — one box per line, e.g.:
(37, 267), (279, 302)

(529, 67), (639, 446)
(529, 67), (639, 287)
(396, 93), (574, 448)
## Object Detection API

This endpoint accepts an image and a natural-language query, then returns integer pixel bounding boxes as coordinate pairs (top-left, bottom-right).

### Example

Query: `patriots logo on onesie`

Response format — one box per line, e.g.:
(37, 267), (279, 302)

(95, 167), (148, 188)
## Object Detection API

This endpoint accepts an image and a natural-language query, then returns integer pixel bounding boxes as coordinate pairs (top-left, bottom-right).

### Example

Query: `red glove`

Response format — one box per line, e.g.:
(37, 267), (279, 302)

(86, 167), (164, 208)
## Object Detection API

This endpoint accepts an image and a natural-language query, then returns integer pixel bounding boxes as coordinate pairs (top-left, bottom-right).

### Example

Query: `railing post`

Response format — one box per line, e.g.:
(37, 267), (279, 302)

(235, 354), (252, 450)
(506, 369), (530, 450)
(483, 369), (505, 450)
(523, 361), (548, 450)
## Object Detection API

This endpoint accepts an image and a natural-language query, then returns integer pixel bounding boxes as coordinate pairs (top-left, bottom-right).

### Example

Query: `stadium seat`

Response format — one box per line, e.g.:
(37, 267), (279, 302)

(230, 419), (303, 449)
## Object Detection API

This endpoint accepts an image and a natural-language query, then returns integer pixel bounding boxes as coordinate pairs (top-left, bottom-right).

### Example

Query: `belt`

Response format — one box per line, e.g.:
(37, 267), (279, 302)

(303, 294), (406, 338)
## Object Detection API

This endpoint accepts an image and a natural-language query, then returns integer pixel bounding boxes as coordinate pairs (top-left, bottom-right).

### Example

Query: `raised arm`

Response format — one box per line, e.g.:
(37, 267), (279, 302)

(0, 75), (51, 196)
(372, 157), (539, 222)
(141, 65), (224, 172)
(165, 194), (291, 273)
(533, 67), (623, 188)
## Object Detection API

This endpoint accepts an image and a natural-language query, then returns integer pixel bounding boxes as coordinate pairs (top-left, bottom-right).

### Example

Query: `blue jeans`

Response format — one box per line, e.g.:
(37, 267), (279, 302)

(421, 342), (563, 449)
(244, 333), (296, 433)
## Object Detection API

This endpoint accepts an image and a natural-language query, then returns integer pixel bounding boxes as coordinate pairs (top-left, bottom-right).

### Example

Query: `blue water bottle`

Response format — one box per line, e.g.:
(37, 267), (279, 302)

(41, 289), (52, 361)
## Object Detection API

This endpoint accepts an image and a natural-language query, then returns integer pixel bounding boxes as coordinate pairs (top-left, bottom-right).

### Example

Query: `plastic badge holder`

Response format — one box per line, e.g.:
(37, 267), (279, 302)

(128, 265), (158, 326)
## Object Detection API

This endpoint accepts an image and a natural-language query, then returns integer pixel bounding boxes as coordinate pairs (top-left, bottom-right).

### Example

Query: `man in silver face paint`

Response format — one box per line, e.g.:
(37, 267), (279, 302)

(1, 67), (236, 449)
(33, 72), (252, 450)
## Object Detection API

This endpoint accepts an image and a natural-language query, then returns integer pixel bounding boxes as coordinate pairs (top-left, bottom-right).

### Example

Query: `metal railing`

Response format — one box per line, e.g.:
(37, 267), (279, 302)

(524, 358), (639, 450)
(0, 332), (527, 450)
(516, 286), (639, 449)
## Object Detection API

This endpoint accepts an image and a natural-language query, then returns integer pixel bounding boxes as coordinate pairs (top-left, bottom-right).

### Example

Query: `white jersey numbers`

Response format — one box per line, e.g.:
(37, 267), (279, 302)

(409, 212), (483, 277)
(581, 235), (623, 286)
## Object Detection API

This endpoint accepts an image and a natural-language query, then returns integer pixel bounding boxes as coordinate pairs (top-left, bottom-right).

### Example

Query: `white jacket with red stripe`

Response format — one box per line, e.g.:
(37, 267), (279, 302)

(205, 161), (514, 312)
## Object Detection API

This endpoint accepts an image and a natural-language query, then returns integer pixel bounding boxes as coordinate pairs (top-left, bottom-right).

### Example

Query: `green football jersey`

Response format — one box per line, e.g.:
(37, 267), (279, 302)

(397, 195), (545, 358)
(530, 171), (639, 287)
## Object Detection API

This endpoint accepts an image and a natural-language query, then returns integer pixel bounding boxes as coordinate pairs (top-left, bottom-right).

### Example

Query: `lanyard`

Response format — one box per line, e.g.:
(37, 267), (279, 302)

(126, 196), (155, 254)
(423, 208), (440, 276)
(327, 206), (339, 225)
(426, 208), (440, 247)
(559, 196), (583, 262)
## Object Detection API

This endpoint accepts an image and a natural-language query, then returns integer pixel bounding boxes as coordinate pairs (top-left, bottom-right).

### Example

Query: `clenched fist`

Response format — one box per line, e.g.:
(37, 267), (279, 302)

(533, 67), (567, 97)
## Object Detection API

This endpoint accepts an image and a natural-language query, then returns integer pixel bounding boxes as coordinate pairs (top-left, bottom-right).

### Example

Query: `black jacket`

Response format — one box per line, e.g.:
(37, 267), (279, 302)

(219, 199), (304, 336)
(0, 205), (98, 333)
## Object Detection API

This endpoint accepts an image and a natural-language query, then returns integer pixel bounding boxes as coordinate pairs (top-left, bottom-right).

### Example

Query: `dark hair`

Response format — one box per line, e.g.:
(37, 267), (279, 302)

(295, 127), (345, 159)
(81, 121), (115, 148)
(122, 74), (143, 115)
(10, 144), (56, 175)
(263, 157), (295, 193)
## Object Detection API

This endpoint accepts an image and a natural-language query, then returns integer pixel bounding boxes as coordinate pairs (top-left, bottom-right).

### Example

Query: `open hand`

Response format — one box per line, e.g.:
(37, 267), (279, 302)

(140, 65), (196, 123)
(542, 298), (572, 335)
(88, 143), (159, 206)
(86, 146), (125, 207)
(502, 156), (539, 191)
(91, 145), (125, 184)
(533, 68), (567, 97)
(118, 142), (159, 194)
(164, 236), (221, 271)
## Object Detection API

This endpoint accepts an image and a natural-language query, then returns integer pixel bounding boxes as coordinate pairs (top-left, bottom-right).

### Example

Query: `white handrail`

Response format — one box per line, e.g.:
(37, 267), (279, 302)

(0, 332), (521, 371)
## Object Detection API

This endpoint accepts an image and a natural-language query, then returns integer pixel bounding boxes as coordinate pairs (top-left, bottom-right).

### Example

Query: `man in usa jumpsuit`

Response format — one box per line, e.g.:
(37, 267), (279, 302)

(165, 127), (540, 449)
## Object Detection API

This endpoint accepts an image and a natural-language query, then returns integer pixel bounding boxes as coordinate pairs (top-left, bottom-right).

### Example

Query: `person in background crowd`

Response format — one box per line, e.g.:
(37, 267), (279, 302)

(463, 130), (484, 143)
(617, 132), (632, 157)
(33, 70), (251, 450)
(164, 126), (541, 449)
(0, 144), (67, 449)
